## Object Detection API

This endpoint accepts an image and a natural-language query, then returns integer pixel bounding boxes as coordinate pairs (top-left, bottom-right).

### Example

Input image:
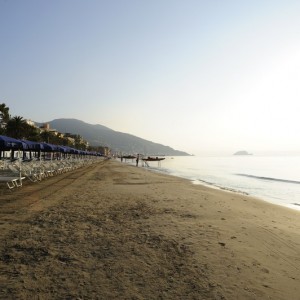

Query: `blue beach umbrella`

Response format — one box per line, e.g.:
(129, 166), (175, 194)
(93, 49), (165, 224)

(57, 146), (68, 153)
(0, 135), (28, 160)
(58, 146), (72, 154)
(0, 135), (27, 150)
(40, 142), (59, 152)
(57, 146), (70, 159)
(22, 140), (44, 150)
(21, 140), (46, 159)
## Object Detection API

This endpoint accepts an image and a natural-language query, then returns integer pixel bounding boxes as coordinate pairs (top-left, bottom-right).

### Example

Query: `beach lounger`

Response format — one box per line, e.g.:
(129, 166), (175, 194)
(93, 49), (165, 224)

(0, 176), (26, 189)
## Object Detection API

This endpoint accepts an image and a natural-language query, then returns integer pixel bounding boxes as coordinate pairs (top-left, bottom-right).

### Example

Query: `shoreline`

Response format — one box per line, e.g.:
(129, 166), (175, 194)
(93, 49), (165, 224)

(1, 159), (300, 299)
(193, 178), (300, 212)
(134, 157), (300, 212)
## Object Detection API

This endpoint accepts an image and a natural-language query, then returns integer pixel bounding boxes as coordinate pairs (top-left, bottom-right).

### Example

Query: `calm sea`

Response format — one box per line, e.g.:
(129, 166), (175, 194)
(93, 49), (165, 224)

(136, 155), (300, 211)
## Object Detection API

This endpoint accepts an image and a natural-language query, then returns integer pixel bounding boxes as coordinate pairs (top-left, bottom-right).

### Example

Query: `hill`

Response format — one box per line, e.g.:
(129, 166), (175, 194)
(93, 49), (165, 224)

(38, 118), (190, 156)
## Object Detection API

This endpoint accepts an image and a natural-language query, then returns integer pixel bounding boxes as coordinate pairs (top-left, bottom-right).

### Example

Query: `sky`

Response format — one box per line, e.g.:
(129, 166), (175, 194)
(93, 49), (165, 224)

(1, 0), (300, 155)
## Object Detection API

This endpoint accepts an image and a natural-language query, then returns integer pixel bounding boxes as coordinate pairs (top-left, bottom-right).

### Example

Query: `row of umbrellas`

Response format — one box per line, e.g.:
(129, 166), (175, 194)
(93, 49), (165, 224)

(0, 135), (102, 156)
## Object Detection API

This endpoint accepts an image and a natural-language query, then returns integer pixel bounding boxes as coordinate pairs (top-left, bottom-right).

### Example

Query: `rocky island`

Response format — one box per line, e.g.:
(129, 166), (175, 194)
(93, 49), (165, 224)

(234, 150), (252, 155)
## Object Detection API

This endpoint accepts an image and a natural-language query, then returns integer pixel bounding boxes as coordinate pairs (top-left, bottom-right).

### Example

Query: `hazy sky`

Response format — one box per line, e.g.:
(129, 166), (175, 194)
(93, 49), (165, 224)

(1, 0), (300, 154)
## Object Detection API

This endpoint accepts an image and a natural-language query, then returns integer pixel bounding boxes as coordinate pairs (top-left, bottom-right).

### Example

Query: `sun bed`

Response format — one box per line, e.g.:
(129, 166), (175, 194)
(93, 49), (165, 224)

(0, 176), (26, 189)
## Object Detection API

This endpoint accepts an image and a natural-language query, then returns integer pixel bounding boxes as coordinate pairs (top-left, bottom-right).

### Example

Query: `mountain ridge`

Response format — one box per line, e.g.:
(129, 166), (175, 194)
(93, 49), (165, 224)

(36, 118), (190, 156)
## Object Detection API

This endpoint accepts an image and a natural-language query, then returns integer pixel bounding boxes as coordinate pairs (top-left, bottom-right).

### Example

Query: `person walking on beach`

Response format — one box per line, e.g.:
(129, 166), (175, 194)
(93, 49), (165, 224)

(136, 154), (139, 167)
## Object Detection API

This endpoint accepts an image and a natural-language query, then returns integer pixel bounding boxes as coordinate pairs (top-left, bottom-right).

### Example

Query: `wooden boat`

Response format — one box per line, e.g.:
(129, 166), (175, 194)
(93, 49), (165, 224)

(142, 156), (165, 162)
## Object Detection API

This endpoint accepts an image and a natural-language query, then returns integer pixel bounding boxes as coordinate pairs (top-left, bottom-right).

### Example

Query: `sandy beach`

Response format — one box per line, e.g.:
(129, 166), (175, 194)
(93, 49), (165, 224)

(1, 159), (300, 299)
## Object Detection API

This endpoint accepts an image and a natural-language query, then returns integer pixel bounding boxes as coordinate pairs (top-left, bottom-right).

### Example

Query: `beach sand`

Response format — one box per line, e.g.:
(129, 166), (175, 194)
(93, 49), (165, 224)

(0, 159), (300, 299)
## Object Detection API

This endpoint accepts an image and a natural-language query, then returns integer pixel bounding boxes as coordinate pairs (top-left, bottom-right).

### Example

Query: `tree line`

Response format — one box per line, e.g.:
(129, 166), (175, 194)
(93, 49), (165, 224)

(0, 103), (94, 151)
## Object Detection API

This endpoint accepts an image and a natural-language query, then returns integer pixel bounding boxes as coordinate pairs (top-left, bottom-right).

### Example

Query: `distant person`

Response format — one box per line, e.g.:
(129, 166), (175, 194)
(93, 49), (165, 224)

(136, 155), (139, 167)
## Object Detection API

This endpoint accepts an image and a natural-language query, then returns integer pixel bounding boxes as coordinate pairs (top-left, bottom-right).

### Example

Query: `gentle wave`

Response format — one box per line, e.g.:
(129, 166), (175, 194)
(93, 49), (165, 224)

(236, 174), (300, 185)
(195, 179), (249, 195)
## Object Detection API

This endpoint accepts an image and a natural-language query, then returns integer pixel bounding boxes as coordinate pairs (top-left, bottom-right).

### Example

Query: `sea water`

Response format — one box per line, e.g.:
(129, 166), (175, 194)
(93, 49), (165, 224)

(140, 155), (300, 211)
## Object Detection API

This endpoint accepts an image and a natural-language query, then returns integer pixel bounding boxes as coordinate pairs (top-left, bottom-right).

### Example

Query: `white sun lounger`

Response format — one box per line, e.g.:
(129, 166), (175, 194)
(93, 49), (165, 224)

(0, 176), (26, 189)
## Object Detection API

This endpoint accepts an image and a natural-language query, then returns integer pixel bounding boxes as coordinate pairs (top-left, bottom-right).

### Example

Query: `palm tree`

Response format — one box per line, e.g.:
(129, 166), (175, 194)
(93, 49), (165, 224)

(6, 116), (27, 139)
(0, 103), (10, 134)
(23, 123), (41, 141)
